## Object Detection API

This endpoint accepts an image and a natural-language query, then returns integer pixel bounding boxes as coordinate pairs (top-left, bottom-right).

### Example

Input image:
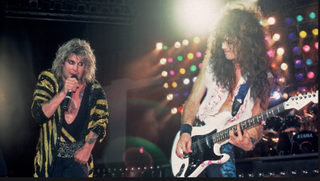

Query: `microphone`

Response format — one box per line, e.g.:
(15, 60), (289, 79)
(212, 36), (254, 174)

(62, 75), (78, 111)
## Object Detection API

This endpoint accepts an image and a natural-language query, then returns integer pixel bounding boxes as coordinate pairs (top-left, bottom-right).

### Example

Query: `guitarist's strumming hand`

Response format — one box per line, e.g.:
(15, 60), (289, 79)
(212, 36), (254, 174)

(228, 123), (254, 151)
(176, 133), (193, 158)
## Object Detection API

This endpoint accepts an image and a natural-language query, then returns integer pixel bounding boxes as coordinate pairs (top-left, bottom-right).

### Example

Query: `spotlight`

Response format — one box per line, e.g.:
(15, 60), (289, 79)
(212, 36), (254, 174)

(282, 93), (288, 99)
(160, 58), (167, 65)
(265, 36), (270, 43)
(179, 68), (186, 74)
(293, 47), (300, 54)
(174, 41), (181, 48)
(183, 92), (189, 97)
(183, 78), (190, 85)
(177, 55), (183, 61)
(178, 106), (183, 113)
(167, 94), (173, 100)
(174, 93), (179, 98)
(163, 83), (168, 89)
(156, 43), (163, 50)
(303, 45), (310, 52)
(296, 15), (303, 22)
(312, 28), (318, 36)
(171, 108), (177, 114)
(315, 42), (318, 49)
(296, 73), (304, 81)
(161, 71), (168, 77)
(163, 45), (168, 50)
(168, 57), (173, 63)
(307, 71), (315, 79)
(277, 48), (284, 55)
(299, 31), (307, 38)
(285, 18), (293, 25)
(295, 59), (302, 68)
(288, 33), (296, 40)
(272, 91), (282, 100)
(169, 70), (175, 76)
(172, 82), (177, 88)
(190, 65), (197, 72)
(267, 50), (274, 57)
(281, 63), (288, 70)
(278, 77), (286, 83)
(272, 33), (280, 41)
(309, 12), (316, 19)
(187, 53), (194, 59)
(193, 37), (200, 44)
(198, 63), (202, 69)
(192, 76), (197, 82)
(182, 39), (189, 46)
(267, 17), (275, 25)
(196, 52), (202, 58)
(306, 59), (313, 66)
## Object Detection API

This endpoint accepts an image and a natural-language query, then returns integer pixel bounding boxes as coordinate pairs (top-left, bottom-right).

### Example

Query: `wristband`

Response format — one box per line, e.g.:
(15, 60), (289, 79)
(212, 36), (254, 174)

(180, 124), (192, 136)
(249, 137), (256, 151)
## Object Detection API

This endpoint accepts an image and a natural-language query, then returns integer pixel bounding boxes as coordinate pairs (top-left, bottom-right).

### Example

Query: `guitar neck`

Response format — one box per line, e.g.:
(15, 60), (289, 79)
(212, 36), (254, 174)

(209, 102), (286, 144)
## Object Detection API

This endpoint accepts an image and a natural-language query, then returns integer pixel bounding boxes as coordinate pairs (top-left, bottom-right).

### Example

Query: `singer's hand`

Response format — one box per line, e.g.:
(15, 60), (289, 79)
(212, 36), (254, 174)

(62, 77), (79, 94)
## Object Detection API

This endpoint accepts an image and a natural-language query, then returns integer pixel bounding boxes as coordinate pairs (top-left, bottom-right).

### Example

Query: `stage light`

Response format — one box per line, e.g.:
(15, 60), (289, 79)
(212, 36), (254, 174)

(182, 39), (189, 46)
(267, 50), (274, 57)
(288, 33), (295, 40)
(296, 15), (303, 22)
(192, 76), (197, 82)
(183, 78), (190, 85)
(282, 93), (288, 99)
(285, 18), (293, 25)
(277, 48), (284, 56)
(315, 42), (318, 49)
(187, 53), (194, 59)
(281, 63), (288, 70)
(198, 63), (202, 69)
(172, 82), (177, 88)
(307, 71), (315, 79)
(303, 45), (310, 52)
(267, 17), (275, 25)
(278, 77), (285, 83)
(312, 28), (318, 36)
(295, 59), (302, 68)
(272, 33), (280, 41)
(168, 57), (173, 63)
(272, 91), (281, 100)
(163, 83), (168, 89)
(177, 55), (183, 61)
(171, 107), (177, 114)
(160, 58), (167, 65)
(309, 12), (316, 19)
(293, 47), (300, 54)
(156, 43), (163, 50)
(259, 20), (262, 25)
(190, 65), (197, 72)
(306, 59), (313, 66)
(184, 92), (189, 97)
(163, 45), (168, 50)
(174, 93), (179, 98)
(178, 106), (183, 113)
(264, 36), (270, 43)
(161, 71), (168, 77)
(296, 73), (304, 81)
(271, 63), (277, 69)
(179, 68), (186, 74)
(169, 70), (175, 76)
(299, 31), (307, 38)
(167, 94), (173, 100)
(196, 51), (202, 58)
(193, 37), (200, 44)
(174, 41), (181, 48)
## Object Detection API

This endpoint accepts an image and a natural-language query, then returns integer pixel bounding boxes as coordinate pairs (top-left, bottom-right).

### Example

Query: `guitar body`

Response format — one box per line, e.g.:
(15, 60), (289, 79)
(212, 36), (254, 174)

(170, 112), (232, 177)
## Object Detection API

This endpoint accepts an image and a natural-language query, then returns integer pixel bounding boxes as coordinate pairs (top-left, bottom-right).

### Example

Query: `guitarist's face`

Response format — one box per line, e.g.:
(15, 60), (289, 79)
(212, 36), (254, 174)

(222, 37), (237, 61)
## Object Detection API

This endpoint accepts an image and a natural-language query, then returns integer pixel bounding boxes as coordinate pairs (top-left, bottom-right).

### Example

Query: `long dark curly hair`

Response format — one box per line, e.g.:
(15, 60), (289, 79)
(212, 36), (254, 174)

(207, 4), (277, 105)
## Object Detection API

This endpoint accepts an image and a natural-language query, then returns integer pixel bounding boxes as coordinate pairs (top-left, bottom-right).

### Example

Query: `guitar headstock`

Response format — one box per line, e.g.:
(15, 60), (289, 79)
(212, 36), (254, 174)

(284, 90), (318, 111)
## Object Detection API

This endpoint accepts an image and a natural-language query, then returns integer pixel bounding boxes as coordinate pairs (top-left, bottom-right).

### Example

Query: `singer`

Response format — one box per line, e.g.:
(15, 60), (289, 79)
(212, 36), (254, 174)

(31, 38), (109, 177)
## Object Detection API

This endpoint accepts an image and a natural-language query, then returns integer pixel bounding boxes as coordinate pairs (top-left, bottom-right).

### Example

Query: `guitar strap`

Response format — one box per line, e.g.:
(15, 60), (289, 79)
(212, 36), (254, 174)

(231, 81), (250, 117)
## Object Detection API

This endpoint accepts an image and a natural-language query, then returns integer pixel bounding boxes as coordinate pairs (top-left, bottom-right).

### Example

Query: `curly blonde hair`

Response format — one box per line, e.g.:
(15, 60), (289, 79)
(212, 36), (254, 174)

(52, 38), (96, 85)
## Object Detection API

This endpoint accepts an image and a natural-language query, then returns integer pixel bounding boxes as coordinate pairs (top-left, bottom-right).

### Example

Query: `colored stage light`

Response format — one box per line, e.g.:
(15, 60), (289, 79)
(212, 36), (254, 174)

(267, 17), (275, 25)
(161, 71), (168, 77)
(296, 15), (303, 22)
(293, 47), (300, 54)
(296, 73), (304, 81)
(306, 59), (313, 66)
(281, 63), (288, 70)
(271, 63), (277, 69)
(277, 48), (284, 56)
(295, 59), (302, 67)
(285, 18), (293, 25)
(172, 82), (177, 88)
(171, 107), (177, 114)
(299, 31), (307, 38)
(168, 57), (173, 63)
(163, 83), (168, 89)
(307, 71), (315, 79)
(196, 51), (202, 58)
(187, 53), (194, 59)
(193, 37), (200, 44)
(163, 45), (168, 50)
(315, 42), (318, 49)
(182, 39), (189, 46)
(267, 50), (274, 57)
(190, 65), (197, 72)
(272, 91), (281, 100)
(183, 92), (189, 97)
(288, 33), (295, 40)
(169, 70), (175, 76)
(174, 41), (181, 48)
(278, 77), (285, 83)
(183, 78), (190, 85)
(174, 93), (179, 98)
(309, 12), (316, 19)
(312, 28), (318, 36)
(178, 106), (183, 113)
(259, 20), (262, 25)
(303, 45), (310, 52)
(179, 68), (186, 74)
(156, 43), (163, 50)
(273, 33), (280, 41)
(177, 55), (183, 61)
(264, 36), (270, 43)
(160, 58), (167, 65)
(198, 63), (202, 69)
(167, 94), (173, 100)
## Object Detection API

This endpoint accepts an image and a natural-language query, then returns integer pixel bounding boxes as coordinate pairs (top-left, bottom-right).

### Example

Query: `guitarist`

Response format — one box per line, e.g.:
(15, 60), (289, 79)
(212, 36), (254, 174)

(175, 4), (276, 177)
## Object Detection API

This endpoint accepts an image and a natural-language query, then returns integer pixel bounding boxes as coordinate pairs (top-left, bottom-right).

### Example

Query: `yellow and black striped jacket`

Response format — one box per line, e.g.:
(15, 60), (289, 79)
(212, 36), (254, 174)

(31, 70), (109, 177)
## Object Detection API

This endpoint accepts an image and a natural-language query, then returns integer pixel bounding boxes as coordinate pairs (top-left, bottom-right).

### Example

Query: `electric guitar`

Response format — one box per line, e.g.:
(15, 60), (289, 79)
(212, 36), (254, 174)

(170, 91), (318, 177)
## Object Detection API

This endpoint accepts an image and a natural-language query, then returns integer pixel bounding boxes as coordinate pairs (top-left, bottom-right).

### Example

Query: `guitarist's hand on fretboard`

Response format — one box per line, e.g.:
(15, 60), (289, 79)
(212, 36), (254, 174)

(228, 123), (259, 151)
